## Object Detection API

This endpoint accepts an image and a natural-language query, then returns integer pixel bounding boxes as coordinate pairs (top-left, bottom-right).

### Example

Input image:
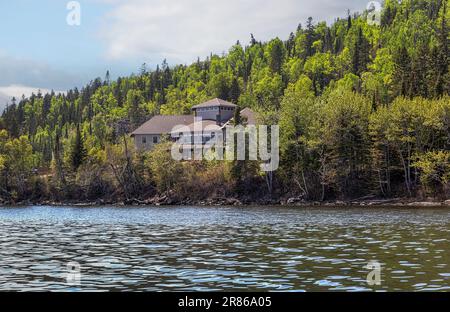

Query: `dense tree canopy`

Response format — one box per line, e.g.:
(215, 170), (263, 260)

(0, 0), (449, 203)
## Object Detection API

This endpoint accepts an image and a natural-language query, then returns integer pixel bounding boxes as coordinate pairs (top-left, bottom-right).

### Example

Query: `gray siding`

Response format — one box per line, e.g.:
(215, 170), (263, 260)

(195, 106), (235, 122)
(134, 134), (161, 150)
(219, 106), (235, 122)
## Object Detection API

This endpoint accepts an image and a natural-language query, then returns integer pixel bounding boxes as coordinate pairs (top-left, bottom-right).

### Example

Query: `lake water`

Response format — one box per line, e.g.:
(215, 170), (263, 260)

(0, 206), (448, 292)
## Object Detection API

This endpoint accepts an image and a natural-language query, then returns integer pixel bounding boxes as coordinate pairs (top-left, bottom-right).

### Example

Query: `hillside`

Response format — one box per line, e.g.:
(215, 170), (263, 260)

(0, 0), (449, 204)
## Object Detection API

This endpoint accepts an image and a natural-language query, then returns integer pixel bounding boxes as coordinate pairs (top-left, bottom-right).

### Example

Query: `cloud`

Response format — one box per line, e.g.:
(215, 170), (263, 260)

(0, 50), (80, 111)
(99, 0), (365, 64)
(0, 85), (65, 100)
(0, 51), (81, 92)
(0, 92), (10, 112)
(0, 85), (65, 112)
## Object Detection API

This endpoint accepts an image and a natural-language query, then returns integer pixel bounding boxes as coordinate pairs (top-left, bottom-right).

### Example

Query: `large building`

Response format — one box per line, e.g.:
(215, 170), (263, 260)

(131, 98), (256, 150)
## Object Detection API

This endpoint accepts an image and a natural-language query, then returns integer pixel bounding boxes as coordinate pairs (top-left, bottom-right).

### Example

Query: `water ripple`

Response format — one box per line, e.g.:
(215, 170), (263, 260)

(0, 206), (449, 291)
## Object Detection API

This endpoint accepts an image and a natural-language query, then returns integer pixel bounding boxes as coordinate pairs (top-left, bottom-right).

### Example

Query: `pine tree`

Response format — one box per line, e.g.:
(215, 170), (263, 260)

(352, 36), (360, 75)
(53, 132), (66, 185)
(233, 106), (241, 126)
(324, 28), (332, 52)
(268, 38), (285, 74)
(105, 70), (111, 85)
(250, 33), (257, 46)
(352, 27), (370, 76)
(347, 12), (352, 30)
(394, 46), (412, 97)
(434, 0), (449, 96)
(70, 124), (87, 171)
(287, 32), (296, 57)
(139, 63), (147, 76)
(305, 17), (315, 57)
(229, 78), (240, 104)
(381, 5), (392, 27)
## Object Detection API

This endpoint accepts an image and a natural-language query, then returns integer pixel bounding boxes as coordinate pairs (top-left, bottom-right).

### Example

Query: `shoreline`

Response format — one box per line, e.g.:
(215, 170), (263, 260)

(2, 197), (449, 208)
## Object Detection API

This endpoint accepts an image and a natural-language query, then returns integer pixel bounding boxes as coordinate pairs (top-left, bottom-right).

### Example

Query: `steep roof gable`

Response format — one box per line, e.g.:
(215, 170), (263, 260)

(191, 98), (237, 109)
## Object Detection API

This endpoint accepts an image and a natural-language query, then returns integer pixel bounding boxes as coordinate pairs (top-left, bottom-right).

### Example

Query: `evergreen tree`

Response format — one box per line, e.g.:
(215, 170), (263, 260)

(287, 32), (296, 57)
(250, 33), (257, 46)
(105, 70), (111, 85)
(229, 78), (240, 104)
(233, 106), (242, 126)
(394, 46), (412, 97)
(0, 0), (448, 201)
(352, 27), (370, 76)
(53, 132), (66, 185)
(70, 125), (87, 171)
(267, 38), (285, 74)
(305, 17), (315, 57)
(347, 11), (352, 30)
(434, 0), (449, 96)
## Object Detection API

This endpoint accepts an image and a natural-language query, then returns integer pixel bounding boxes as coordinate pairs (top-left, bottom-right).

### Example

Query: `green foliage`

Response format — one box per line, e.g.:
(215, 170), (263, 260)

(413, 151), (450, 197)
(0, 132), (36, 198)
(70, 125), (87, 171)
(146, 142), (184, 193)
(126, 89), (146, 127)
(0, 0), (448, 202)
(266, 38), (286, 74)
(320, 89), (372, 197)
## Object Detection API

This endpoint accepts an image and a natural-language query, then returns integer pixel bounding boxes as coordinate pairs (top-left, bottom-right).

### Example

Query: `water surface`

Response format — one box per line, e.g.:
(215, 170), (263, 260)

(0, 206), (448, 291)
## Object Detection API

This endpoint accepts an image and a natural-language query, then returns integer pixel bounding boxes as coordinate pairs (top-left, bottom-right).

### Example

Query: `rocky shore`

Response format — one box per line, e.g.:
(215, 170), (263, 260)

(2, 196), (450, 208)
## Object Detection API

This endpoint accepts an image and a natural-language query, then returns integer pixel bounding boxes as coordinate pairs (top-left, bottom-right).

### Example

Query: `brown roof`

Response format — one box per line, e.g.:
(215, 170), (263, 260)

(171, 120), (221, 134)
(191, 98), (237, 109)
(240, 108), (257, 125)
(131, 115), (194, 135)
(131, 107), (257, 136)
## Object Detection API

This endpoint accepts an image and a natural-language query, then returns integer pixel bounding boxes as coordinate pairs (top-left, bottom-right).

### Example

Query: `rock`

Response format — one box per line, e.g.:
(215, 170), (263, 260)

(443, 199), (450, 206)
(226, 198), (242, 206)
(287, 197), (304, 204)
(408, 202), (441, 207)
(17, 200), (32, 206)
(73, 202), (93, 207)
(365, 199), (397, 206)
(157, 195), (167, 204)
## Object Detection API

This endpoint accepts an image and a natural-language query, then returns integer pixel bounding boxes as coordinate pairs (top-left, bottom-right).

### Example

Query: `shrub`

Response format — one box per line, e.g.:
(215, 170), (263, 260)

(413, 151), (450, 198)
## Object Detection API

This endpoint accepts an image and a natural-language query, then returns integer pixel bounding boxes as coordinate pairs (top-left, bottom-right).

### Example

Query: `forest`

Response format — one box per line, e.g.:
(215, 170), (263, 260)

(0, 0), (449, 205)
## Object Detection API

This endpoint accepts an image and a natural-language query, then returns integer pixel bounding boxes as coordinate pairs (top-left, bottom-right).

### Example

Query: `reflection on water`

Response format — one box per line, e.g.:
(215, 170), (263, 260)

(0, 206), (448, 291)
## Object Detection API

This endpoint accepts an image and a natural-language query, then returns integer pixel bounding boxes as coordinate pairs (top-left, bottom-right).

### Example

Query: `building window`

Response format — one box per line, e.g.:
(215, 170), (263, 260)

(142, 136), (147, 144)
(153, 136), (158, 144)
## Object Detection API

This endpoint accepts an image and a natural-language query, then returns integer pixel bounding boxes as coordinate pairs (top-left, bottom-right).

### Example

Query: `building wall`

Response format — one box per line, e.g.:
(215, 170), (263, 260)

(219, 107), (235, 122)
(195, 106), (235, 122)
(134, 134), (161, 150)
(195, 106), (219, 121)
